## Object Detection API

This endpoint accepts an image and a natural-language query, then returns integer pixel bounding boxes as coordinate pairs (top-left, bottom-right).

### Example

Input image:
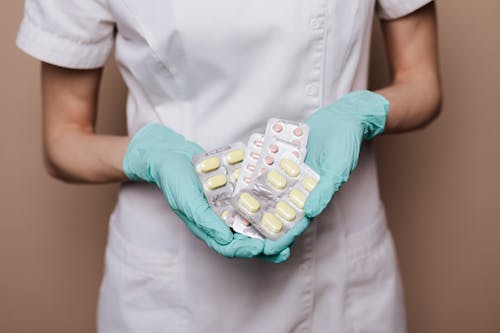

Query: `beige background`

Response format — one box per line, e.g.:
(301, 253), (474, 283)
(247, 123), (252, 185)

(1, 1), (499, 332)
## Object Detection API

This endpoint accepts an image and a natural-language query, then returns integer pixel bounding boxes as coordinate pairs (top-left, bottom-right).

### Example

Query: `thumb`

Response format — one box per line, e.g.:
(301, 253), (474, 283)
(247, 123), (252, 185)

(177, 194), (233, 244)
(304, 175), (341, 218)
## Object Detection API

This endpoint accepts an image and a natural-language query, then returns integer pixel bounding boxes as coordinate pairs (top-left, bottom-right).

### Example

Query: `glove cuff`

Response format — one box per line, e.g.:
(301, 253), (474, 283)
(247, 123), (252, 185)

(333, 90), (389, 140)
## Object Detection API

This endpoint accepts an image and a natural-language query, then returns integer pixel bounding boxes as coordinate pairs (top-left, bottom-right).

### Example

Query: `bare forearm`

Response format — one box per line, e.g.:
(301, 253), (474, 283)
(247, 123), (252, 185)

(41, 63), (130, 183)
(45, 130), (129, 183)
(376, 2), (441, 133)
(376, 69), (441, 132)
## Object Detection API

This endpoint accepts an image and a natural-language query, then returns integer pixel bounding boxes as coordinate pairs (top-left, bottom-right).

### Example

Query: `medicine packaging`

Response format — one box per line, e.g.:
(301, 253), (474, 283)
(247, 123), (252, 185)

(192, 142), (245, 225)
(232, 153), (319, 240)
(192, 118), (319, 241)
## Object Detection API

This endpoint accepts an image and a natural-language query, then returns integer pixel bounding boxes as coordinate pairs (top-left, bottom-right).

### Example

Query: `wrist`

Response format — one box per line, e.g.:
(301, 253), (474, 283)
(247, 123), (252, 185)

(329, 90), (389, 140)
(122, 123), (177, 182)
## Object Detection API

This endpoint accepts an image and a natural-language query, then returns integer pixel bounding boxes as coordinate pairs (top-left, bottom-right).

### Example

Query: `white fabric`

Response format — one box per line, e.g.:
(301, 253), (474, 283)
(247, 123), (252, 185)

(18, 0), (432, 332)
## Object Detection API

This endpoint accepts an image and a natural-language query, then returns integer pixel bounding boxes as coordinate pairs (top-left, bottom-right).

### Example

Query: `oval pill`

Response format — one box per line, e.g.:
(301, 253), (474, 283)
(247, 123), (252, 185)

(206, 174), (227, 190)
(238, 192), (261, 213)
(275, 201), (296, 221)
(198, 157), (220, 173)
(302, 177), (318, 192)
(279, 158), (300, 177)
(289, 189), (307, 209)
(226, 149), (245, 165)
(220, 210), (229, 221)
(261, 213), (283, 234)
(266, 170), (287, 190)
(232, 168), (241, 181)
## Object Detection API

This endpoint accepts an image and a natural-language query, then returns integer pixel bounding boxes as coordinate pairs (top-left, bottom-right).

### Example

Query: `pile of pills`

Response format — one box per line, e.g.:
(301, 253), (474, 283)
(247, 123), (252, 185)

(193, 118), (319, 240)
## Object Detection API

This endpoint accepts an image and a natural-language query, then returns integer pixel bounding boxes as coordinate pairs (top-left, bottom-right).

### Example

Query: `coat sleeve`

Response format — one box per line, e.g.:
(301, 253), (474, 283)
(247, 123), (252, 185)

(16, 0), (115, 69)
(376, 0), (434, 20)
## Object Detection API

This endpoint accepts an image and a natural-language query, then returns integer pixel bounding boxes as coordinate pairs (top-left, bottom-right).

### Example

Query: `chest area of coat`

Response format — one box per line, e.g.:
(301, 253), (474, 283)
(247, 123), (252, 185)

(109, 0), (373, 55)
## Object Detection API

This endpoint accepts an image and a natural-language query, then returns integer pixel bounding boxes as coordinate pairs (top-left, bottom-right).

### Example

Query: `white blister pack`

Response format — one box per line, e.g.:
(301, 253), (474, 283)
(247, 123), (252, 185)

(252, 118), (309, 180)
(234, 133), (264, 193)
(192, 142), (245, 226)
(232, 153), (320, 240)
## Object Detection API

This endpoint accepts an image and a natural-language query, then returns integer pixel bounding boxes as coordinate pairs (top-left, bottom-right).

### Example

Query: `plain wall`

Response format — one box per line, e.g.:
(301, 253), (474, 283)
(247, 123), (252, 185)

(1, 1), (499, 332)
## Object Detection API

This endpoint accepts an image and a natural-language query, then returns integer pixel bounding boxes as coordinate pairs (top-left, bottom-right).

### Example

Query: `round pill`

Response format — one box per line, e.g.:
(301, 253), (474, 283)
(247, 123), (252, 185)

(261, 213), (283, 234)
(293, 127), (304, 137)
(292, 151), (300, 158)
(302, 177), (318, 192)
(279, 158), (300, 177)
(242, 219), (250, 227)
(206, 174), (227, 190)
(198, 157), (220, 173)
(244, 176), (252, 184)
(266, 170), (287, 190)
(289, 189), (307, 209)
(250, 152), (261, 160)
(247, 164), (256, 171)
(275, 201), (296, 222)
(226, 149), (245, 165)
(272, 123), (283, 133)
(238, 192), (261, 213)
(292, 139), (301, 146)
(265, 156), (274, 165)
(254, 140), (263, 148)
(269, 144), (279, 154)
(220, 210), (229, 221)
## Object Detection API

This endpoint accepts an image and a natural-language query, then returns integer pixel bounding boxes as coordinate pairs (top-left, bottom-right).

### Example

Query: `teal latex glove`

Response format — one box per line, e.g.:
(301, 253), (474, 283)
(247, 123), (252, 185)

(123, 123), (263, 258)
(304, 90), (389, 217)
(263, 90), (389, 255)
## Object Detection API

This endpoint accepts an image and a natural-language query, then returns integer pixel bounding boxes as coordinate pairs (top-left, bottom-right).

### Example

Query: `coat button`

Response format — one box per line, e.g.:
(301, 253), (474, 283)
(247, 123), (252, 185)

(310, 18), (322, 30)
(305, 84), (319, 97)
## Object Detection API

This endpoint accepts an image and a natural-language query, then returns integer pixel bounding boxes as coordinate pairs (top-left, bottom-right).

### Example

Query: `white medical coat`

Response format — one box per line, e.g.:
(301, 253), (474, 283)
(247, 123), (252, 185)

(17, 0), (432, 332)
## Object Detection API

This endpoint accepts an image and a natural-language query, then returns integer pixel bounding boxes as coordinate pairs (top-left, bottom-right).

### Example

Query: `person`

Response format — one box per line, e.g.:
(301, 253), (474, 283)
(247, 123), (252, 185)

(17, 0), (441, 332)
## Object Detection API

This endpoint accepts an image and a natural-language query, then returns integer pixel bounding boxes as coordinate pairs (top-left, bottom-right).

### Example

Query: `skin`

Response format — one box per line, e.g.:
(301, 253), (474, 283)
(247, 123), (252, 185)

(41, 3), (441, 184)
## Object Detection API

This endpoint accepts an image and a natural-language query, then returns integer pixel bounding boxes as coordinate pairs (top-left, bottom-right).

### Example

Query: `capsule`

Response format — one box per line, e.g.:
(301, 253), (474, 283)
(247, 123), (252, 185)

(275, 201), (296, 221)
(198, 157), (220, 173)
(302, 177), (318, 192)
(261, 213), (283, 234)
(266, 170), (287, 190)
(226, 149), (245, 165)
(238, 192), (261, 213)
(289, 189), (307, 209)
(279, 158), (300, 177)
(206, 174), (227, 190)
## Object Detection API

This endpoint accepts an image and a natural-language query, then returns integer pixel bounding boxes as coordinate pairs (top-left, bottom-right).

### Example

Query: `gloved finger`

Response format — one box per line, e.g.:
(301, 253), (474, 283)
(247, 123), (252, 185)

(303, 174), (342, 218)
(257, 247), (291, 264)
(263, 217), (311, 255)
(173, 175), (233, 244)
(182, 214), (263, 258)
(225, 233), (265, 258)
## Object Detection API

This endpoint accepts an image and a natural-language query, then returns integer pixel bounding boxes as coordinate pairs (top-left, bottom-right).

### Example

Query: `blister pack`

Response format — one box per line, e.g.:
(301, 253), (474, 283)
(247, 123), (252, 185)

(262, 118), (309, 149)
(192, 142), (245, 226)
(254, 138), (306, 178)
(252, 118), (309, 180)
(234, 133), (264, 193)
(232, 153), (320, 240)
(227, 210), (264, 239)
